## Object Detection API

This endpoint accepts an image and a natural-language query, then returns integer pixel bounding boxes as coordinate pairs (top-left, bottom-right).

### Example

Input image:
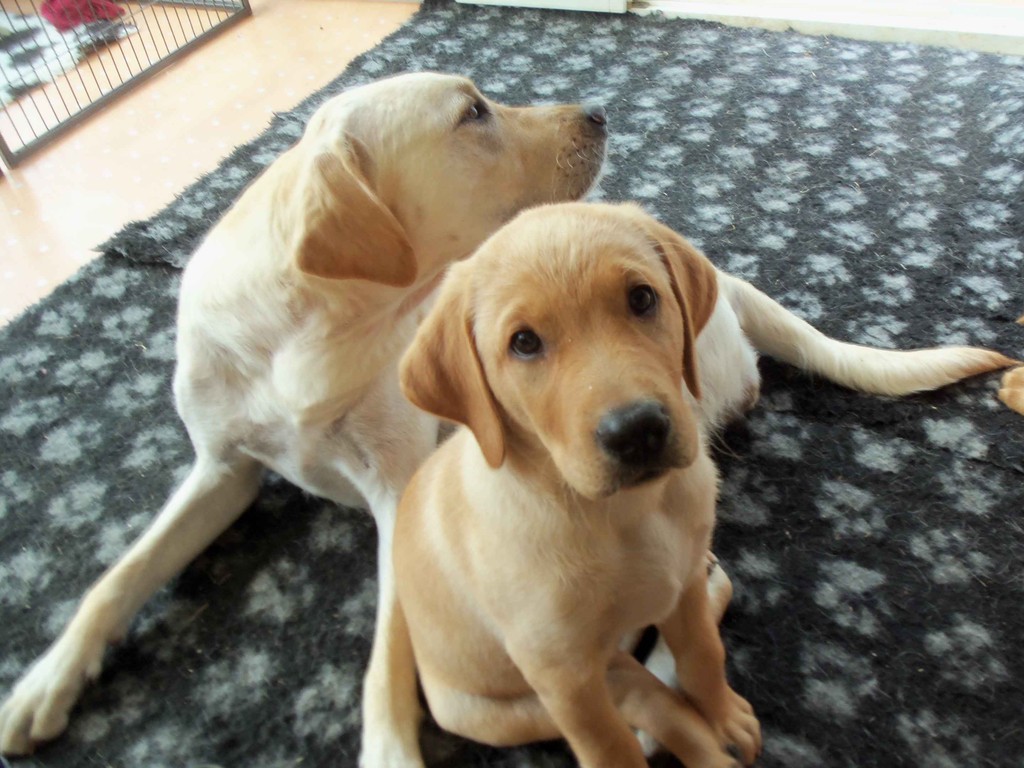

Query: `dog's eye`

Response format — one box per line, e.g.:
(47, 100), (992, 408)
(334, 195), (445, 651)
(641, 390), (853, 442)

(461, 100), (489, 124)
(628, 285), (658, 317)
(509, 329), (543, 359)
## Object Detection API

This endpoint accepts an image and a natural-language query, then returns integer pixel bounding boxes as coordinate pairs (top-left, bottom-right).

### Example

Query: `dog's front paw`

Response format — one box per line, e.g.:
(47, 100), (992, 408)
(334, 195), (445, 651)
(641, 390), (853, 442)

(0, 636), (105, 755)
(709, 688), (761, 766)
(358, 743), (426, 768)
(359, 732), (426, 768)
(999, 366), (1024, 416)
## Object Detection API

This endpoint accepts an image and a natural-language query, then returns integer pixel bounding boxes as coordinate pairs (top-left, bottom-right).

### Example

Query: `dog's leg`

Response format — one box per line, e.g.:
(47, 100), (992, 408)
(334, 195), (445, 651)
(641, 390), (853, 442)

(513, 658), (651, 768)
(608, 653), (744, 768)
(638, 552), (732, 757)
(658, 566), (761, 766)
(424, 652), (739, 768)
(0, 453), (261, 755)
(328, 370), (436, 768)
(359, 592), (422, 768)
(359, 498), (426, 768)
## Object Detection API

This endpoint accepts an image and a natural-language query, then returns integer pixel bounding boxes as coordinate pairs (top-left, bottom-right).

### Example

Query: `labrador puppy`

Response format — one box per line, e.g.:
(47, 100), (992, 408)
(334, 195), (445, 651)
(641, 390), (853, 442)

(368, 202), (1014, 768)
(391, 201), (760, 768)
(0, 72), (607, 757)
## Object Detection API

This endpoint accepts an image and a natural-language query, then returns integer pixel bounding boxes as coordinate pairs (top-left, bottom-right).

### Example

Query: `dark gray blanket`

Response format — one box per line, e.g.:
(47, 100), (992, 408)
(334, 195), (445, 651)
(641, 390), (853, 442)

(2, 2), (1022, 766)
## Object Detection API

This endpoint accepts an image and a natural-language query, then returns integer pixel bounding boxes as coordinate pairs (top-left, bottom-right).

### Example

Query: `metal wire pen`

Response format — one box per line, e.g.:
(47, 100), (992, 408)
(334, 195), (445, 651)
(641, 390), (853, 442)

(0, 0), (251, 166)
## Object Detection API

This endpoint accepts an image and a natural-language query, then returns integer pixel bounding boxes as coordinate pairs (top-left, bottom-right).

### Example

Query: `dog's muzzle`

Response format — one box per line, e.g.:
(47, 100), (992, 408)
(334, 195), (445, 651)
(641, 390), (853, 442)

(596, 400), (676, 485)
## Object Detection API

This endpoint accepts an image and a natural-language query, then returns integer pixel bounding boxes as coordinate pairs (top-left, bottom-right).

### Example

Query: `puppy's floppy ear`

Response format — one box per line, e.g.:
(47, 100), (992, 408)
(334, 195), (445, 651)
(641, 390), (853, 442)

(292, 137), (416, 286)
(399, 265), (505, 468)
(633, 209), (718, 400)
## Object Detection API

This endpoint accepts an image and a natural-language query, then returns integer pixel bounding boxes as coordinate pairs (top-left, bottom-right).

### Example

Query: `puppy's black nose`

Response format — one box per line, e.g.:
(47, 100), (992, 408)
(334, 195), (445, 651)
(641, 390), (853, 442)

(596, 401), (670, 467)
(582, 102), (607, 128)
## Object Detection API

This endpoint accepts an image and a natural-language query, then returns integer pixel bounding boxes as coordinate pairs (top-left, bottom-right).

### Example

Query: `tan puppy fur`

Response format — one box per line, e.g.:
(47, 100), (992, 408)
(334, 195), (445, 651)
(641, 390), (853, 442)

(368, 201), (1016, 768)
(0, 73), (606, 758)
(390, 203), (760, 768)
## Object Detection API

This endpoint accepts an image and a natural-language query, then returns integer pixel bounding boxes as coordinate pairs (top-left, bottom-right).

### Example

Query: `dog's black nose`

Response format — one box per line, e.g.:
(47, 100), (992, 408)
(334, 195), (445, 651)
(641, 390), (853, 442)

(596, 401), (670, 467)
(583, 102), (607, 128)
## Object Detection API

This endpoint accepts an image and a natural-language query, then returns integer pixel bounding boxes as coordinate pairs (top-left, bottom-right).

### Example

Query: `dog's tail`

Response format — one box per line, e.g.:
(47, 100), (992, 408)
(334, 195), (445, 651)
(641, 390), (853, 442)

(719, 273), (1018, 396)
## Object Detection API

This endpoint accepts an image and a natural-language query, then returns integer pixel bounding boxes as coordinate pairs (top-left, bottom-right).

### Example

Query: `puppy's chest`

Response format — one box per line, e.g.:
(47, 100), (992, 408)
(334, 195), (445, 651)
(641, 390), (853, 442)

(528, 509), (701, 632)
(608, 512), (701, 623)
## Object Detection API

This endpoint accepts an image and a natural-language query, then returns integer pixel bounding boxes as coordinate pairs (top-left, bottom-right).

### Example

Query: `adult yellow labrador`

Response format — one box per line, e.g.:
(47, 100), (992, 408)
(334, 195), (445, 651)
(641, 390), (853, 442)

(371, 202), (1014, 767)
(0, 73), (607, 757)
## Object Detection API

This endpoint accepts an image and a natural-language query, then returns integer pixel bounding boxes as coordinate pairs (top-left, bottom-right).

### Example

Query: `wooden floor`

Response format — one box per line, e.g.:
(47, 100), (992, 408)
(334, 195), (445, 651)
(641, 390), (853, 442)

(0, 0), (418, 325)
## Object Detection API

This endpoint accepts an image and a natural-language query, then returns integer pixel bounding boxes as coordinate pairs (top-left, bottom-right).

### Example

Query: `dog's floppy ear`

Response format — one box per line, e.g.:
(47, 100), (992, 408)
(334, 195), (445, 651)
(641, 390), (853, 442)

(400, 265), (505, 468)
(292, 138), (416, 286)
(634, 210), (718, 400)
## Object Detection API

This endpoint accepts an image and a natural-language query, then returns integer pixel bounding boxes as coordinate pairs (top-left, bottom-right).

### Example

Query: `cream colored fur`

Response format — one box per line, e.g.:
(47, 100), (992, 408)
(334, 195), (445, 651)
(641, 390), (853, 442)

(0, 73), (607, 758)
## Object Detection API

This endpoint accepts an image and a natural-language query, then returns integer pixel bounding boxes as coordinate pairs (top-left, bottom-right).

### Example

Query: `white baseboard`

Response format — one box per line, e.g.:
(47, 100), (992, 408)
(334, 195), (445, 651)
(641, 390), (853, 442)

(456, 0), (628, 12)
(632, 0), (1024, 55)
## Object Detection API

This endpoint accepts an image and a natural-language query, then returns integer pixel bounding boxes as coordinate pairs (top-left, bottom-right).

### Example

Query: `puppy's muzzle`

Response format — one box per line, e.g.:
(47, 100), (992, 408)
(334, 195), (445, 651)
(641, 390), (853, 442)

(596, 400), (676, 484)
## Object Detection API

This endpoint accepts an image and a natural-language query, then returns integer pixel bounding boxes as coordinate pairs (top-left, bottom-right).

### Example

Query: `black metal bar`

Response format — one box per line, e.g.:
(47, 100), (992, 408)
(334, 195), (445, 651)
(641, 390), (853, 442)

(111, 15), (141, 81)
(4, 5), (84, 121)
(3, 94), (34, 153)
(2, 4), (252, 166)
(75, 27), (118, 96)
(180, 2), (199, 41)
(157, 0), (244, 8)
(150, 1), (176, 57)
(129, 3), (162, 68)
(168, 3), (193, 51)
(198, 0), (215, 36)
(119, 14), (151, 74)
(0, 133), (16, 168)
(87, 22), (127, 95)
(0, 11), (60, 146)
(56, 34), (93, 116)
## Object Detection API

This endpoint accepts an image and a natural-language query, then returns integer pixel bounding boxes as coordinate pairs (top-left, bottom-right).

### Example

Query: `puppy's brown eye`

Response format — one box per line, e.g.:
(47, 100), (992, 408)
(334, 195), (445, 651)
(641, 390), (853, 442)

(509, 329), (543, 359)
(629, 285), (657, 317)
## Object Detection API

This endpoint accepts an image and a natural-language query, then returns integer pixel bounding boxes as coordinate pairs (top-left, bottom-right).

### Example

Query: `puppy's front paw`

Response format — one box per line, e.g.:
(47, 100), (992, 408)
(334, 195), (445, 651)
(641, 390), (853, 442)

(359, 735), (426, 768)
(693, 745), (746, 768)
(0, 636), (105, 755)
(999, 366), (1024, 416)
(710, 688), (761, 766)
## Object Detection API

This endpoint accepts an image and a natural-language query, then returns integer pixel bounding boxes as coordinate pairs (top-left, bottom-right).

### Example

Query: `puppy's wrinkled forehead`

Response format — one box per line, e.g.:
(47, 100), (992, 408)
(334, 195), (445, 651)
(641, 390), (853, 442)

(471, 206), (662, 324)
